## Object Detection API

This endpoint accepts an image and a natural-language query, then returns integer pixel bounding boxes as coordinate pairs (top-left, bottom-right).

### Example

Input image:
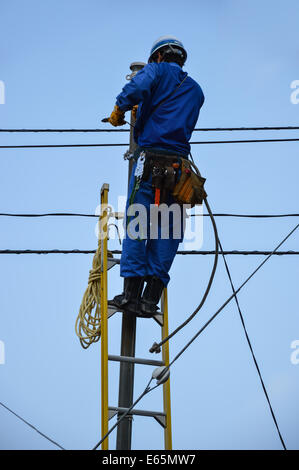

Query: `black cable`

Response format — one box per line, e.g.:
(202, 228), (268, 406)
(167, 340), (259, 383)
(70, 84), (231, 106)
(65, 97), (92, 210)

(216, 237), (287, 450)
(1, 137), (299, 149)
(1, 126), (299, 133)
(166, 223), (299, 369)
(95, 223), (298, 450)
(0, 401), (65, 450)
(171, 250), (299, 255)
(0, 212), (100, 218)
(190, 138), (299, 145)
(149, 198), (219, 354)
(0, 249), (298, 255)
(148, 152), (294, 354)
(0, 212), (299, 218)
(194, 126), (299, 132)
(0, 128), (130, 133)
(192, 213), (299, 219)
(0, 143), (128, 149)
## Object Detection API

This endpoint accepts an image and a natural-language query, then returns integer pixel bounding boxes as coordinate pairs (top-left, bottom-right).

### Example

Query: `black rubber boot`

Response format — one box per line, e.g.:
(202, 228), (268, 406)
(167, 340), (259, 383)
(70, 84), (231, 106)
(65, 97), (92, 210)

(108, 277), (144, 315)
(140, 276), (165, 318)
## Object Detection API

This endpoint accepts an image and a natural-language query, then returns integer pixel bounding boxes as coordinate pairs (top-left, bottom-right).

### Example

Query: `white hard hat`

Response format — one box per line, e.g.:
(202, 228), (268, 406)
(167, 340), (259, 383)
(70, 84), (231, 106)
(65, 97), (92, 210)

(148, 35), (187, 63)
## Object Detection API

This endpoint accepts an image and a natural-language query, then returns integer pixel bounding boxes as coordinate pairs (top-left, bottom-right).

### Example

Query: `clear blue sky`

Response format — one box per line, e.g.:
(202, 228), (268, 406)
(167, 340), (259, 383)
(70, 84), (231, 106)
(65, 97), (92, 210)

(0, 0), (298, 450)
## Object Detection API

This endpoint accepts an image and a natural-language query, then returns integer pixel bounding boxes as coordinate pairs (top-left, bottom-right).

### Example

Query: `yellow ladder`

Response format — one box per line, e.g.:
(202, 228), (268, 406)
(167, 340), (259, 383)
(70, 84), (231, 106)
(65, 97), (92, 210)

(99, 183), (172, 450)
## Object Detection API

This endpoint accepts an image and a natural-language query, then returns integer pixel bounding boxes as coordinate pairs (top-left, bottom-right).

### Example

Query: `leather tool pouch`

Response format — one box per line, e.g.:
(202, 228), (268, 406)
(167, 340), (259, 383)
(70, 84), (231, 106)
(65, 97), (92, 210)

(172, 158), (207, 207)
(142, 151), (180, 205)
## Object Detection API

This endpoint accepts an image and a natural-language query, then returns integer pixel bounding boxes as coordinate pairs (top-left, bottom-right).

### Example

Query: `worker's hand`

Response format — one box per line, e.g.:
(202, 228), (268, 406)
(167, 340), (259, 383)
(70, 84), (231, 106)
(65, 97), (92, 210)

(108, 105), (126, 127)
(132, 105), (138, 120)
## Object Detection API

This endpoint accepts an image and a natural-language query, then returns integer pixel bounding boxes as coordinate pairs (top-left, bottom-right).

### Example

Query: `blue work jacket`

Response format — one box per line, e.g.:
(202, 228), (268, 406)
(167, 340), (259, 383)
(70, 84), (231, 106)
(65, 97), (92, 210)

(116, 62), (204, 156)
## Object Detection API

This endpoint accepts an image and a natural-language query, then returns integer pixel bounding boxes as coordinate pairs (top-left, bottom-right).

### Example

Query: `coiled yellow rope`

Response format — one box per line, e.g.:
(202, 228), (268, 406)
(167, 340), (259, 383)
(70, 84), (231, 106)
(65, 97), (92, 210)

(75, 235), (113, 349)
(75, 242), (102, 349)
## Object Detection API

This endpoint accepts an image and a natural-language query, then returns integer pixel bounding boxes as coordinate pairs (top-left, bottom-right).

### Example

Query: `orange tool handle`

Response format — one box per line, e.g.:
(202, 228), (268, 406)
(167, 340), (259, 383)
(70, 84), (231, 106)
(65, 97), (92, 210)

(155, 188), (160, 206)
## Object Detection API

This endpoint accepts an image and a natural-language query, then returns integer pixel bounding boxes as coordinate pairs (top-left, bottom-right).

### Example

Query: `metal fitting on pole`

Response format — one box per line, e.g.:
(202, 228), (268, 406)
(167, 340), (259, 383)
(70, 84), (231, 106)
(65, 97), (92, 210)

(126, 62), (146, 81)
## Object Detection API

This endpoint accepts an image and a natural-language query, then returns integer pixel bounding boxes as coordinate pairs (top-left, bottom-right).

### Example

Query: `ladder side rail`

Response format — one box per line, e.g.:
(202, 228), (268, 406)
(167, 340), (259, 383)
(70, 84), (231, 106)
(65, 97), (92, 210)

(100, 184), (109, 450)
(161, 288), (173, 450)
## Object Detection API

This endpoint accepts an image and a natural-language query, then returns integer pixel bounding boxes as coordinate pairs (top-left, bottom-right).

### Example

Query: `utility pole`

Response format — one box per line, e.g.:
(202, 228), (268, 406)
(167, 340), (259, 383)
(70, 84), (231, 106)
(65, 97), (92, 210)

(116, 62), (146, 450)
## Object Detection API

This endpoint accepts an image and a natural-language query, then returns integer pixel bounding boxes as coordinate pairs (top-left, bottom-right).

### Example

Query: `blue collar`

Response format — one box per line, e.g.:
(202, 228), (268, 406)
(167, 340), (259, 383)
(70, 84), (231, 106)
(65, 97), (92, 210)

(169, 62), (182, 69)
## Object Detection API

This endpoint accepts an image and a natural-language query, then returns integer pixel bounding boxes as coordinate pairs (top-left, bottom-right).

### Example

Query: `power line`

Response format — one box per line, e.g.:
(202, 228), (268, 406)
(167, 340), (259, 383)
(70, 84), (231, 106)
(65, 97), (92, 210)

(155, 224), (299, 449)
(0, 128), (130, 133)
(217, 237), (286, 450)
(0, 401), (65, 450)
(93, 223), (298, 449)
(1, 126), (299, 133)
(165, 223), (299, 368)
(0, 143), (127, 149)
(1, 138), (299, 149)
(191, 138), (299, 145)
(193, 213), (299, 218)
(0, 212), (298, 219)
(0, 249), (298, 255)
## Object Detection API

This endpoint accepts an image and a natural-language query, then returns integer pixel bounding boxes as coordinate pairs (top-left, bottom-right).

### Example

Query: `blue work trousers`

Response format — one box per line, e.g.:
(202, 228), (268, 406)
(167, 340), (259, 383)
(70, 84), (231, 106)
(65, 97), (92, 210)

(120, 162), (185, 286)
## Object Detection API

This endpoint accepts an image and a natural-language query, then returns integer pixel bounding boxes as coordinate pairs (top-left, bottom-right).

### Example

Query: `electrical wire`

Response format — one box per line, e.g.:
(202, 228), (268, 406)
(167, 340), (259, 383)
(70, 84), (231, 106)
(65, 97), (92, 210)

(166, 223), (299, 369)
(1, 138), (299, 149)
(0, 128), (130, 133)
(0, 401), (65, 450)
(0, 143), (128, 149)
(147, 224), (298, 448)
(191, 138), (299, 145)
(0, 212), (299, 218)
(147, 156), (230, 352)
(192, 213), (299, 218)
(1, 126), (299, 132)
(0, 249), (298, 255)
(150, 197), (219, 354)
(216, 237), (287, 450)
(94, 223), (298, 450)
(1, 122), (298, 447)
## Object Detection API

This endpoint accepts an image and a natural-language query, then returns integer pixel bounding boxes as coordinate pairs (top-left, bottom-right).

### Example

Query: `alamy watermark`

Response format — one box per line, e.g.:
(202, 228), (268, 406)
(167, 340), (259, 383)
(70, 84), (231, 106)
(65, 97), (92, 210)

(0, 80), (5, 104)
(290, 80), (299, 104)
(0, 340), (5, 365)
(94, 196), (204, 250)
(290, 340), (299, 365)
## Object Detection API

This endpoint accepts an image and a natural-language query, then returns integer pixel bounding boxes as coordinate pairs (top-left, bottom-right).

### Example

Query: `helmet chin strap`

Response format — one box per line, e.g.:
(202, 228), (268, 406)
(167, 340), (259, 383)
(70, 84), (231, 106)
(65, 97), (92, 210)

(148, 45), (185, 64)
(161, 45), (184, 61)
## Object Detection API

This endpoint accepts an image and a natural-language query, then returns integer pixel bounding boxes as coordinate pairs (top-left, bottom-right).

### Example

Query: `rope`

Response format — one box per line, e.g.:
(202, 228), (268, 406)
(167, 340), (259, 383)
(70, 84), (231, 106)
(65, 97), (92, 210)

(75, 218), (113, 348)
(75, 242), (102, 348)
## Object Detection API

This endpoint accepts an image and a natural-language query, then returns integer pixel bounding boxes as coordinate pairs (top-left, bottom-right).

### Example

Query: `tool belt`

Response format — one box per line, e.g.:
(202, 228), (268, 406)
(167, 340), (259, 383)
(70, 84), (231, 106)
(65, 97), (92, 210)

(141, 150), (207, 207)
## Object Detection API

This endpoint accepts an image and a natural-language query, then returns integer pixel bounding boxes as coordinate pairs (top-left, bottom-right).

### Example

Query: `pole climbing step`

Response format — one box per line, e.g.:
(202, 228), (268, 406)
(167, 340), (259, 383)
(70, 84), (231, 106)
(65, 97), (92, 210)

(99, 183), (172, 450)
(108, 407), (167, 429)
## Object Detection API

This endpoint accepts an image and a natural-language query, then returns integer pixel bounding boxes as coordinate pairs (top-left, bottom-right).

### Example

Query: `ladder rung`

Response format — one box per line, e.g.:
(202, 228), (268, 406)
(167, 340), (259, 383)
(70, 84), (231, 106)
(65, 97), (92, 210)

(108, 354), (165, 366)
(108, 406), (167, 429)
(109, 406), (166, 419)
(107, 258), (120, 270)
(107, 304), (163, 326)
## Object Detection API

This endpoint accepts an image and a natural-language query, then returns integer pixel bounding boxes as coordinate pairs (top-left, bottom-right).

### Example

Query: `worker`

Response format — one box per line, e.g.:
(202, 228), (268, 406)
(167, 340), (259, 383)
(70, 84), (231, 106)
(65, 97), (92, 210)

(107, 36), (205, 317)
